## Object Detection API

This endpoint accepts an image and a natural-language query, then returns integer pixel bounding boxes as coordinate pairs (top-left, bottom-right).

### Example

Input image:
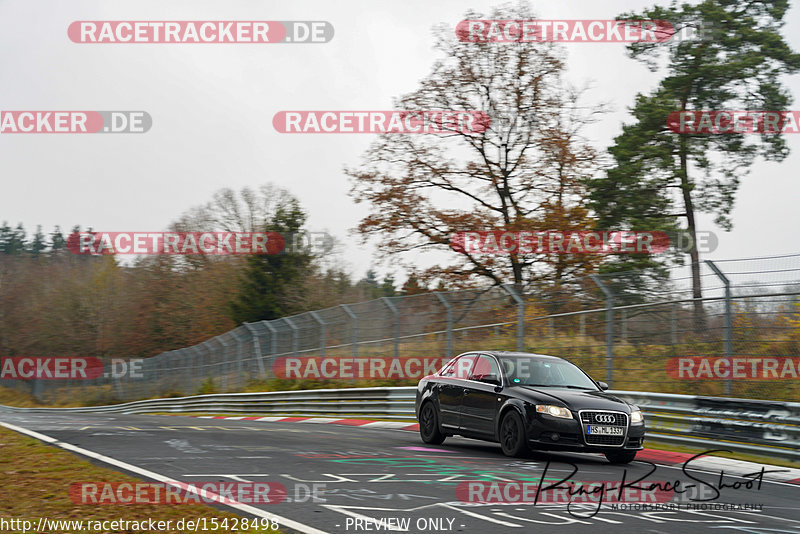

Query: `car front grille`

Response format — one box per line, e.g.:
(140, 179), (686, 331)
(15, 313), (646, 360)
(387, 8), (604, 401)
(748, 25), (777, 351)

(580, 411), (627, 426)
(580, 410), (627, 446)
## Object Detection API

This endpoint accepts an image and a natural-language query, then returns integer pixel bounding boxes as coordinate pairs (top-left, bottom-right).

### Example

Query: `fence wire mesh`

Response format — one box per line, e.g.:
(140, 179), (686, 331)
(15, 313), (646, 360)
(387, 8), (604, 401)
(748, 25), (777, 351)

(5, 253), (799, 404)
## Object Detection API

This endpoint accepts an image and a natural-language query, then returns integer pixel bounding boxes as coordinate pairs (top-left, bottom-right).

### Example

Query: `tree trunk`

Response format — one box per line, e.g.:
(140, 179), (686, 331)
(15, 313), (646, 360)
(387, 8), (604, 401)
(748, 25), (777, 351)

(678, 131), (705, 331)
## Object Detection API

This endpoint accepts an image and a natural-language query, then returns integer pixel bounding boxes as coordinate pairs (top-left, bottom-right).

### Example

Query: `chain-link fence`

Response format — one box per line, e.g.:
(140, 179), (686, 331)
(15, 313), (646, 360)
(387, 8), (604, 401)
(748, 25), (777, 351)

(4, 253), (800, 404)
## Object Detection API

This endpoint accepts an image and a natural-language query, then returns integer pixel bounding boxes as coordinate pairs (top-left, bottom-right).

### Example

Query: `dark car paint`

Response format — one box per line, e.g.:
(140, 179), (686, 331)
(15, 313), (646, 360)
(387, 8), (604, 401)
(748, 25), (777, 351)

(415, 351), (645, 454)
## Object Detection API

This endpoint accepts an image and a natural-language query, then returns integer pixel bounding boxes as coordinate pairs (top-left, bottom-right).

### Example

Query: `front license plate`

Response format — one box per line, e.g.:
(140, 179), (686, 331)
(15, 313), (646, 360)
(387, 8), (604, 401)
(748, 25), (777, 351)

(587, 425), (623, 435)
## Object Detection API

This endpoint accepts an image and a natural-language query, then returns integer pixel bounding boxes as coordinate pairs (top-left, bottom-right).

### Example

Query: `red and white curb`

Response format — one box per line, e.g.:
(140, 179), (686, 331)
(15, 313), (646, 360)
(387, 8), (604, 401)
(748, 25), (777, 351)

(189, 414), (800, 485)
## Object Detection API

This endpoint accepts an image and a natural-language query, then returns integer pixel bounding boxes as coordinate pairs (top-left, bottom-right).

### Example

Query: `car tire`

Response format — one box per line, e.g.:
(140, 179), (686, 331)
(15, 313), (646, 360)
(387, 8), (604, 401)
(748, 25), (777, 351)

(499, 410), (529, 457)
(419, 401), (446, 445)
(605, 450), (637, 464)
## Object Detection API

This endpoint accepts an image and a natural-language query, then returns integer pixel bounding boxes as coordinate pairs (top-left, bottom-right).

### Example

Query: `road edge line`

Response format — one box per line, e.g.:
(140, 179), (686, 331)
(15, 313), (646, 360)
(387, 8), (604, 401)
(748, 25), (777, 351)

(0, 421), (330, 534)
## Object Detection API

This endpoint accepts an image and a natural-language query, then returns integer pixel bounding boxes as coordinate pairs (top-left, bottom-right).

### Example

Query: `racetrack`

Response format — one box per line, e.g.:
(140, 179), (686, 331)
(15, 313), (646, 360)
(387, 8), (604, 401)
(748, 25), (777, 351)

(2, 411), (799, 534)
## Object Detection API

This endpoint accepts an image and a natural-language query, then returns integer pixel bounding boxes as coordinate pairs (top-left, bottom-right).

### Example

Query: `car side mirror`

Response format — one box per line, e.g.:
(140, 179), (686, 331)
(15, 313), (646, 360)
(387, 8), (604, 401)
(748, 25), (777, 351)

(597, 381), (609, 391)
(478, 374), (501, 386)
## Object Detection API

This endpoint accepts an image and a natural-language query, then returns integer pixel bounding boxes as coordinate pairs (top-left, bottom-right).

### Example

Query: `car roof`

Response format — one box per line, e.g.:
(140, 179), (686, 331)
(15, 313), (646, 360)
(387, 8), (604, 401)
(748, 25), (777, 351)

(475, 351), (566, 361)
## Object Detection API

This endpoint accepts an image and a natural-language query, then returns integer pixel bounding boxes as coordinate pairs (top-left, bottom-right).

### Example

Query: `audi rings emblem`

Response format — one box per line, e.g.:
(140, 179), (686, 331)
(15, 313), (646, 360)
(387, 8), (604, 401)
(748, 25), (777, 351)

(594, 414), (616, 424)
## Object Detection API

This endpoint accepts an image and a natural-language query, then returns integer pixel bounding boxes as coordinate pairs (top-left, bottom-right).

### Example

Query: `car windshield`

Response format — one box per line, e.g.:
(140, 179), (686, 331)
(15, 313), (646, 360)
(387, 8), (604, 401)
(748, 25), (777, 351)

(498, 356), (599, 390)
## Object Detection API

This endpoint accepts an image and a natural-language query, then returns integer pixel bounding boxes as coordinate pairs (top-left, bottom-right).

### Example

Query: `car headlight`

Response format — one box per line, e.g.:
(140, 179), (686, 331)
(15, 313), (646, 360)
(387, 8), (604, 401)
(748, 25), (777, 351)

(535, 405), (573, 419)
(630, 409), (643, 424)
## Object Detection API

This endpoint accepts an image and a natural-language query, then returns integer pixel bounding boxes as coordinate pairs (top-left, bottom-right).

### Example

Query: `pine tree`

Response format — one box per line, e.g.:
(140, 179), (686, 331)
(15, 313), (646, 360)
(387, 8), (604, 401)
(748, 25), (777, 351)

(229, 199), (313, 323)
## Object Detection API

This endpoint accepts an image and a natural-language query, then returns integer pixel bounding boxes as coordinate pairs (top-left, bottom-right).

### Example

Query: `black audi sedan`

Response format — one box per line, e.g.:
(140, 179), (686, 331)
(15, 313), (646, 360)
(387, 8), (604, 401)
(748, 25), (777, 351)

(415, 351), (645, 463)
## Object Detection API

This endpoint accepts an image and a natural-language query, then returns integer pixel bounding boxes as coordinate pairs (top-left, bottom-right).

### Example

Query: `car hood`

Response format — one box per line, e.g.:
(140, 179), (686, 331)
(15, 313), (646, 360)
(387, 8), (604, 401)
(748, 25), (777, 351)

(514, 386), (632, 412)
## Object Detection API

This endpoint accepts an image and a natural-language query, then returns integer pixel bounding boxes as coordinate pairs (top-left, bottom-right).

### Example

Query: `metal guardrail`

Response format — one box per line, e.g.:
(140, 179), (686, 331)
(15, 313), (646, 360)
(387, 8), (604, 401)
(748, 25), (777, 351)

(1, 387), (798, 460)
(0, 387), (419, 421)
(612, 390), (800, 461)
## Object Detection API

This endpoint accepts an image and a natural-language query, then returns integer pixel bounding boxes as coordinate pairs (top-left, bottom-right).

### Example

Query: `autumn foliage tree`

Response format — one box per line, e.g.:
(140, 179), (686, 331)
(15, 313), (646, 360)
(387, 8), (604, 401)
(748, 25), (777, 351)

(348, 4), (603, 289)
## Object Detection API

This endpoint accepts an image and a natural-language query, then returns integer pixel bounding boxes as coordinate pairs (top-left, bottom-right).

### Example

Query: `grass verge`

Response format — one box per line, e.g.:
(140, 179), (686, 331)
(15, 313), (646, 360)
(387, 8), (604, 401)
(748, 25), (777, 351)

(0, 426), (280, 533)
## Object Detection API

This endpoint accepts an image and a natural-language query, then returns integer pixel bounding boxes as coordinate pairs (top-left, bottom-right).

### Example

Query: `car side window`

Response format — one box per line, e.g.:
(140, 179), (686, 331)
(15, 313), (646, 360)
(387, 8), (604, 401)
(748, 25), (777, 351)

(470, 355), (501, 383)
(440, 355), (477, 379)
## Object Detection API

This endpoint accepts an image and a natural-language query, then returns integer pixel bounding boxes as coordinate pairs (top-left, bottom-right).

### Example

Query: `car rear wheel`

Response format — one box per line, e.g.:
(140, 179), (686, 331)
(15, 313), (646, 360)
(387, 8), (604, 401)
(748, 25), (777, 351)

(419, 402), (446, 445)
(605, 450), (637, 464)
(499, 411), (529, 457)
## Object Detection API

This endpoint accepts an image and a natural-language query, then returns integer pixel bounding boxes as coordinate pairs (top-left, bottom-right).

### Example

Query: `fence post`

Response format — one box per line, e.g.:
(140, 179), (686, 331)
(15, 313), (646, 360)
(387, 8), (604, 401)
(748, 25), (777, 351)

(202, 341), (213, 390)
(263, 320), (278, 354)
(187, 346), (200, 393)
(435, 293), (454, 358)
(340, 304), (358, 360)
(579, 313), (586, 337)
(621, 309), (627, 342)
(243, 323), (267, 378)
(670, 303), (678, 349)
(705, 260), (732, 396)
(231, 330), (246, 388)
(501, 284), (525, 352)
(215, 337), (229, 391)
(310, 311), (326, 358)
(381, 297), (399, 358)
(590, 275), (614, 387)
(283, 317), (300, 359)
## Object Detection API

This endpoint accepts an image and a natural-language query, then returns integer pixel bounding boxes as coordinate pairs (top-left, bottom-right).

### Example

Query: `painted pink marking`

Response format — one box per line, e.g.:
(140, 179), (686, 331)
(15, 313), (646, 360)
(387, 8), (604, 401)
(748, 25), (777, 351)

(396, 446), (456, 453)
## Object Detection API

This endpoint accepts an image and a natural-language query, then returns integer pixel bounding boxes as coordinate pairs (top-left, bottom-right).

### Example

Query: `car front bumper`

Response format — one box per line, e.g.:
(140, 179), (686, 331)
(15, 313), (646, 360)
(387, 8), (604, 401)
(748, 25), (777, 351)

(523, 410), (646, 453)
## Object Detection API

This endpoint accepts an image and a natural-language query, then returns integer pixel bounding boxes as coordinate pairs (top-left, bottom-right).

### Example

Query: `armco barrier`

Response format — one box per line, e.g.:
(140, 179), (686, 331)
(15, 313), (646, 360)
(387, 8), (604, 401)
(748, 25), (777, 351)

(1, 387), (798, 461)
(0, 387), (419, 421)
(612, 390), (800, 461)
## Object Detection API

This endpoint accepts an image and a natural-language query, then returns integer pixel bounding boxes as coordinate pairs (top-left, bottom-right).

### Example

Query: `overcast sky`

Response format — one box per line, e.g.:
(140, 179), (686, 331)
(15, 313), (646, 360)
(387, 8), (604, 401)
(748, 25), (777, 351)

(1, 0), (799, 282)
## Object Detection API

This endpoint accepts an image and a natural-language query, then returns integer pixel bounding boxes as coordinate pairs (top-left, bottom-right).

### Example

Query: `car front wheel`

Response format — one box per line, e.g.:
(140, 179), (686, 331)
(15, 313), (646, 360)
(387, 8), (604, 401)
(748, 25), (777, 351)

(605, 450), (637, 464)
(499, 410), (529, 457)
(419, 401), (446, 444)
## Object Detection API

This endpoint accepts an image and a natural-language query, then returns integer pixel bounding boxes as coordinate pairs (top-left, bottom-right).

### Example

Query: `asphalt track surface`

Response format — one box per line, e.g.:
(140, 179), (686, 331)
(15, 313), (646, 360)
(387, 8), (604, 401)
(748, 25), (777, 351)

(2, 412), (800, 534)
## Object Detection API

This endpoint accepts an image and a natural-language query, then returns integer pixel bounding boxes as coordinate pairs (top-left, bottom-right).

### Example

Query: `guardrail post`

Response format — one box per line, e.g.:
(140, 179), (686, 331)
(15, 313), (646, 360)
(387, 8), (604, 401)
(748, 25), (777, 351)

(243, 323), (267, 378)
(435, 293), (454, 358)
(590, 275), (614, 387)
(579, 313), (586, 337)
(340, 304), (358, 360)
(381, 297), (399, 359)
(310, 311), (326, 358)
(621, 309), (627, 342)
(283, 317), (300, 359)
(705, 260), (732, 396)
(501, 284), (525, 352)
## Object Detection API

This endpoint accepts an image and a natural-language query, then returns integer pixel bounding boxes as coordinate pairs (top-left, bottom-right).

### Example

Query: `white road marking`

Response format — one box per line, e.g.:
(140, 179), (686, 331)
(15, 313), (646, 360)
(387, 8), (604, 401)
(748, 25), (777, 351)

(0, 421), (329, 534)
